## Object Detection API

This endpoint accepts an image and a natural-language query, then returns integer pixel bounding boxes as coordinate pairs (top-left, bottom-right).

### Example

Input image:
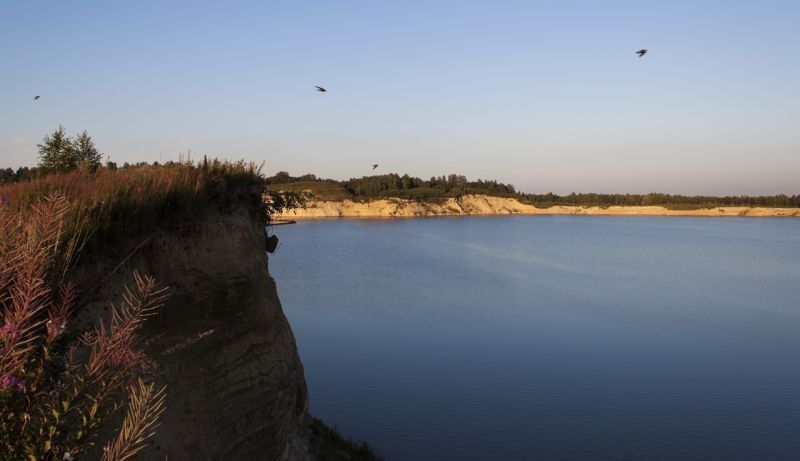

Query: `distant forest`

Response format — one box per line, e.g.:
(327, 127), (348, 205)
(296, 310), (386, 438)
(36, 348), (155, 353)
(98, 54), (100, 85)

(265, 171), (800, 209)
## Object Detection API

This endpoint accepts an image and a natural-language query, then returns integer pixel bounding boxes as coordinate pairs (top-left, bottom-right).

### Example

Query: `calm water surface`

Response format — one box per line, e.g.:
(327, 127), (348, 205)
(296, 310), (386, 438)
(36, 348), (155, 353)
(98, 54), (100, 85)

(270, 216), (800, 460)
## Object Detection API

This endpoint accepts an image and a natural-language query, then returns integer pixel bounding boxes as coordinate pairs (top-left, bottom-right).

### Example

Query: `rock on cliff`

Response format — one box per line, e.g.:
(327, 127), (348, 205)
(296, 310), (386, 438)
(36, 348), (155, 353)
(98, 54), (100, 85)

(72, 205), (310, 460)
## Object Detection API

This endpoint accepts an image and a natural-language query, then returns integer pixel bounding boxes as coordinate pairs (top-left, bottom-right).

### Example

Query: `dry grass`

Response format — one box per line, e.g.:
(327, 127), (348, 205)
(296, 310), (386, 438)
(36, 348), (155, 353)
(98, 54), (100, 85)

(101, 378), (166, 461)
(0, 160), (265, 248)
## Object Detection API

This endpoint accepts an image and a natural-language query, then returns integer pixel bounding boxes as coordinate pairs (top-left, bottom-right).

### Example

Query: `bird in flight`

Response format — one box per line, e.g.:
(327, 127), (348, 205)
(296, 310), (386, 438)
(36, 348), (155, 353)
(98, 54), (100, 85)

(636, 49), (648, 58)
(34, 95), (40, 100)
(372, 164), (379, 170)
(315, 86), (327, 92)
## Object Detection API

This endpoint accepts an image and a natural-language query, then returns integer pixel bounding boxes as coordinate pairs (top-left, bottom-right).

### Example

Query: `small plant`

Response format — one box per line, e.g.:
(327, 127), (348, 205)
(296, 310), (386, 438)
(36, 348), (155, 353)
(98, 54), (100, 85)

(0, 195), (167, 460)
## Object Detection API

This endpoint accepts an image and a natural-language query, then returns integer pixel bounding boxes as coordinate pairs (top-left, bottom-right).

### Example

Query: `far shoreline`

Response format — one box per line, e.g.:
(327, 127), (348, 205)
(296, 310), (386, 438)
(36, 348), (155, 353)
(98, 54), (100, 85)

(280, 195), (800, 220)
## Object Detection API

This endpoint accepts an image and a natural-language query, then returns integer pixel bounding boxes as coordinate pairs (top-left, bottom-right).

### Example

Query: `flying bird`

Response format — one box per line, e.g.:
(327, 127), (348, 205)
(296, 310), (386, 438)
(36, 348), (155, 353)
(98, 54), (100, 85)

(372, 164), (379, 170)
(34, 95), (40, 100)
(315, 86), (327, 92)
(636, 49), (648, 58)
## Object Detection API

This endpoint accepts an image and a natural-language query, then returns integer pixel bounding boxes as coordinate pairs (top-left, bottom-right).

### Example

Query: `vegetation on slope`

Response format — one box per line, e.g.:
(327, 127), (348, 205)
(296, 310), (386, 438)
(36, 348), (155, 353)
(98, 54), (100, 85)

(1, 162), (284, 257)
(266, 171), (800, 209)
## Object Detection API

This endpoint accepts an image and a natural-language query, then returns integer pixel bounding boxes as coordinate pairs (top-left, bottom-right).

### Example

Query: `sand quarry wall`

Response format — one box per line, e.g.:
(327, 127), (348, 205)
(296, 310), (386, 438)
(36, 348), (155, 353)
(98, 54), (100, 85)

(283, 194), (800, 218)
(72, 205), (310, 460)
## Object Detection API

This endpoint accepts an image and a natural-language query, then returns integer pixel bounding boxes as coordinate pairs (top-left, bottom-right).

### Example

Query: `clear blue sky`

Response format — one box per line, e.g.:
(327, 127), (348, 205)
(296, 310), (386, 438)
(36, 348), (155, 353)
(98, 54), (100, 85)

(2, 0), (798, 194)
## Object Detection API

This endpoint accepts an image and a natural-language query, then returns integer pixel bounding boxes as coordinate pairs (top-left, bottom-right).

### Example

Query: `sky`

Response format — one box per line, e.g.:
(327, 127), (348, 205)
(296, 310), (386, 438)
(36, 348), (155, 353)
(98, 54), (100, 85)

(1, 0), (798, 195)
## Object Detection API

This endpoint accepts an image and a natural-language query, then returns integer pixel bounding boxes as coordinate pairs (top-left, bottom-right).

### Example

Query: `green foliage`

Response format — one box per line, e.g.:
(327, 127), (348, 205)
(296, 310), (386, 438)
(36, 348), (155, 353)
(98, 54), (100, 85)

(36, 127), (103, 174)
(38, 126), (79, 173)
(265, 172), (517, 201)
(264, 172), (800, 208)
(0, 167), (44, 184)
(265, 181), (353, 201)
(74, 131), (102, 173)
(263, 189), (310, 221)
(518, 192), (800, 209)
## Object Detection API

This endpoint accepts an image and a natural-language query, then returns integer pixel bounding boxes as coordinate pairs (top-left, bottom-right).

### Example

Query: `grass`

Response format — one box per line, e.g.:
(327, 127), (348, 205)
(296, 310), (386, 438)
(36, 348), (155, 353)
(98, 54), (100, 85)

(266, 181), (354, 201)
(0, 160), (266, 249)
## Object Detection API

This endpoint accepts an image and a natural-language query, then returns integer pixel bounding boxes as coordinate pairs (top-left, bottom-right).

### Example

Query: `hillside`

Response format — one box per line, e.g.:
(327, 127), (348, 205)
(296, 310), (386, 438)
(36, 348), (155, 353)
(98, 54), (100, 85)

(0, 163), (379, 460)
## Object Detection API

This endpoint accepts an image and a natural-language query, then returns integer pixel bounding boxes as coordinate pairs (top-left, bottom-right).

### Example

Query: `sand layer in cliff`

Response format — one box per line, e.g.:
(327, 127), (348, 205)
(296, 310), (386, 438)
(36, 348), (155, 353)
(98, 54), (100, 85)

(74, 205), (310, 460)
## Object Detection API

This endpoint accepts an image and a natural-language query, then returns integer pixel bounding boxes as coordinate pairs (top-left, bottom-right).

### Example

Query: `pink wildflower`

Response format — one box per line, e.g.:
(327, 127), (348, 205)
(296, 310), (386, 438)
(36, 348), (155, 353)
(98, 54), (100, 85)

(0, 375), (25, 392)
(1, 323), (17, 339)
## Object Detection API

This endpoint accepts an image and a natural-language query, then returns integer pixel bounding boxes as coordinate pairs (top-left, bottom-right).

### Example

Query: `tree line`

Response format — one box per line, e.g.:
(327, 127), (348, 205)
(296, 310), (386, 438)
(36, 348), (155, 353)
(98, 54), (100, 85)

(266, 172), (517, 200)
(518, 192), (800, 208)
(266, 171), (800, 208)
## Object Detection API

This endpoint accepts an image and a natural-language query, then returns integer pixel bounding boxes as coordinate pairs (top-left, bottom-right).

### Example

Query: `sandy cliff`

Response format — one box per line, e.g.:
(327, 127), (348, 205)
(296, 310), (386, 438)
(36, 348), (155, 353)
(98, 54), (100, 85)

(73, 205), (310, 460)
(283, 194), (800, 218)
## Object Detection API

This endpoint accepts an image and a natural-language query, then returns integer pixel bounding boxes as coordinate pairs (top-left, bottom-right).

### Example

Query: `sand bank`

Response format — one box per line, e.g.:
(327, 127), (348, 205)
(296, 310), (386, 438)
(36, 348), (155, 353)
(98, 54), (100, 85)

(281, 194), (800, 219)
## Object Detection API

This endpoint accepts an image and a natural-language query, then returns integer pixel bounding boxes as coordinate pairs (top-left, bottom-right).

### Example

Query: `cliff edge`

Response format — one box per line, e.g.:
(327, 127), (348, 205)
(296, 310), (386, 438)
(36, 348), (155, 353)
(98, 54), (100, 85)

(73, 205), (310, 460)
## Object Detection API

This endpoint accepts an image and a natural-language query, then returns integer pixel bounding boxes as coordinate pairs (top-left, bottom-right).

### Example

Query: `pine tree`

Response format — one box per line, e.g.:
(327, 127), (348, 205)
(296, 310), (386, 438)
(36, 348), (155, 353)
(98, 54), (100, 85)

(74, 130), (102, 172)
(37, 126), (78, 172)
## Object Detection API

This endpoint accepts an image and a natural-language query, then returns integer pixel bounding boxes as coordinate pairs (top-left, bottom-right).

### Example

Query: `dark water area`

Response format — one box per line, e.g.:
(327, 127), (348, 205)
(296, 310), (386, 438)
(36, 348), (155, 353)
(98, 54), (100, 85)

(270, 216), (800, 460)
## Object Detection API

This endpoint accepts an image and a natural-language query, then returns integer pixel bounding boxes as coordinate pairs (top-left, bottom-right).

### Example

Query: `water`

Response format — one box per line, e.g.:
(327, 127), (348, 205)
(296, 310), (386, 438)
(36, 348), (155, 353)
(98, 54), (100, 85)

(270, 216), (800, 460)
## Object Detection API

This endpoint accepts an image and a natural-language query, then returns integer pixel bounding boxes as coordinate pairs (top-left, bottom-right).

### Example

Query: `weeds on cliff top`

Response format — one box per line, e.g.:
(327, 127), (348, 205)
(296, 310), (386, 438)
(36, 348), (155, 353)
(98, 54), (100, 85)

(0, 195), (167, 460)
(0, 159), (267, 247)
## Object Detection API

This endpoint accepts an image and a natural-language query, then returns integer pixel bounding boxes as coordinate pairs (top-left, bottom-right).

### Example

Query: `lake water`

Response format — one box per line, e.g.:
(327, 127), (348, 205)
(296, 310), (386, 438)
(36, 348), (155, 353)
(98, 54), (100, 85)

(270, 216), (800, 460)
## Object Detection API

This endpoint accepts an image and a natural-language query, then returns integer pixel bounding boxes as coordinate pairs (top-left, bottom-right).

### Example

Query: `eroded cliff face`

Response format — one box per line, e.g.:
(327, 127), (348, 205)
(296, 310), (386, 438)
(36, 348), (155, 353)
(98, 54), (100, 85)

(73, 206), (310, 460)
(283, 194), (800, 218)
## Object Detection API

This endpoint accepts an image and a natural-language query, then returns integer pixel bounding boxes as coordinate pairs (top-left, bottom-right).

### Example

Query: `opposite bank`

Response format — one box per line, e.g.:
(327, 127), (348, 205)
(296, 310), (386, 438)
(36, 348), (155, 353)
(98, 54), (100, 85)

(283, 194), (800, 219)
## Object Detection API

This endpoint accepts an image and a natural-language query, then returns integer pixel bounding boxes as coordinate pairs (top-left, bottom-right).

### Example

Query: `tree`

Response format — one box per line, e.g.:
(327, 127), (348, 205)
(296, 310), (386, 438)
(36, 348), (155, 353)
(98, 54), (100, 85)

(272, 171), (292, 183)
(0, 168), (14, 185)
(74, 130), (102, 172)
(37, 126), (78, 172)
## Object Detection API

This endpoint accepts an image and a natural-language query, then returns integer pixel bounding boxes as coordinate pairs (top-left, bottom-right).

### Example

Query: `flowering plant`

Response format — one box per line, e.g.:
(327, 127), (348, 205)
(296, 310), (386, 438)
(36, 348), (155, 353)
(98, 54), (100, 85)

(1, 195), (166, 460)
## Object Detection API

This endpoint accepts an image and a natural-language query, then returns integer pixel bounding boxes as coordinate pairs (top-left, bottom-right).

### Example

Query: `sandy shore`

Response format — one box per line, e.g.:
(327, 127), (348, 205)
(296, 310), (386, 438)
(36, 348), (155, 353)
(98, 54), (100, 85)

(280, 194), (800, 219)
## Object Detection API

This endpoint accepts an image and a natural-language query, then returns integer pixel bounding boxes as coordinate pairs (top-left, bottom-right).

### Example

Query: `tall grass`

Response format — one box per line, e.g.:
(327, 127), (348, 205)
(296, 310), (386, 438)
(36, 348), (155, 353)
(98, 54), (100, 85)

(0, 193), (168, 459)
(0, 160), (266, 248)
